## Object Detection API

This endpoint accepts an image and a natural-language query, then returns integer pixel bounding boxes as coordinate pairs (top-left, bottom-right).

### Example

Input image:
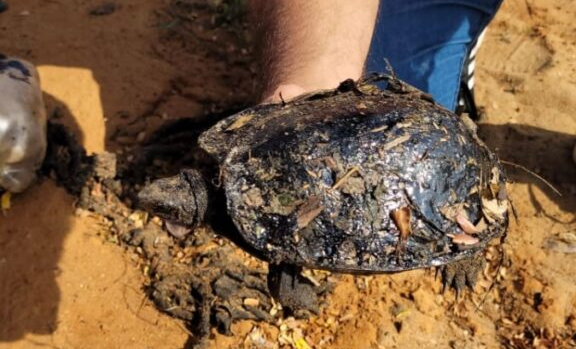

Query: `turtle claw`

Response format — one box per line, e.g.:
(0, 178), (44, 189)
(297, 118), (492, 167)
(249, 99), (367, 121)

(440, 254), (486, 296)
(267, 263), (319, 317)
(441, 264), (456, 294)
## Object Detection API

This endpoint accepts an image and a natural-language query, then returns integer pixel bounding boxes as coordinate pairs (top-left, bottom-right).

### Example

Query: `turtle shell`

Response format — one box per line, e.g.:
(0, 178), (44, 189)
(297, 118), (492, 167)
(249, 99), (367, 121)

(199, 79), (508, 272)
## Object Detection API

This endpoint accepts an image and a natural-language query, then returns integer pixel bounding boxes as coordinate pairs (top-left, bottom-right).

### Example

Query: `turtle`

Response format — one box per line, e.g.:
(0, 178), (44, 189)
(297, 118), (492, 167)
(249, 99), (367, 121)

(137, 73), (509, 314)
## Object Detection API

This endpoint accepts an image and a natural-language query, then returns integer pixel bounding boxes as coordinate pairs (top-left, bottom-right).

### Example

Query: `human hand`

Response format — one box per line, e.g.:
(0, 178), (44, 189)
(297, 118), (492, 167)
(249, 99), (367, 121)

(251, 0), (378, 105)
(0, 56), (47, 193)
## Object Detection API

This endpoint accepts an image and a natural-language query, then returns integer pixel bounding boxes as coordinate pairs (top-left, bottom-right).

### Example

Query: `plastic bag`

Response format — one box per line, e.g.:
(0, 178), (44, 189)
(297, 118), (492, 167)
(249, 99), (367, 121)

(0, 55), (47, 193)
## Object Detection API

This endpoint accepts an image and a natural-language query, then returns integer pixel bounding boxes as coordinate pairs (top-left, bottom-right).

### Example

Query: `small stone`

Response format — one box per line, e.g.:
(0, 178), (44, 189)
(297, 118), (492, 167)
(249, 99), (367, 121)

(340, 176), (365, 195)
(136, 131), (146, 142)
(94, 152), (117, 179)
(74, 208), (91, 218)
(243, 187), (264, 207)
(243, 298), (260, 307)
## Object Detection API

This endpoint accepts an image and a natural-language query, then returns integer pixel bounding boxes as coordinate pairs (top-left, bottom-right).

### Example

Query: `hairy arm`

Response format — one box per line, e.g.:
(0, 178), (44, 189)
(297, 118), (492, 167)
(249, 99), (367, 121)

(250, 0), (380, 102)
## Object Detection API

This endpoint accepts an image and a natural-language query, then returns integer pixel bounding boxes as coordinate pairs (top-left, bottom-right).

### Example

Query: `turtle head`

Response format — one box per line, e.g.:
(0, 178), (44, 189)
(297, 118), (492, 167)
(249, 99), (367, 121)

(137, 169), (208, 227)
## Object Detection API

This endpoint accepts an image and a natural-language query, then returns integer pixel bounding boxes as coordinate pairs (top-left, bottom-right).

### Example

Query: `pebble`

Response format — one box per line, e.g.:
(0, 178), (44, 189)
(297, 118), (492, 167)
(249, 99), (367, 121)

(136, 131), (146, 142)
(89, 2), (117, 16)
(243, 298), (260, 307)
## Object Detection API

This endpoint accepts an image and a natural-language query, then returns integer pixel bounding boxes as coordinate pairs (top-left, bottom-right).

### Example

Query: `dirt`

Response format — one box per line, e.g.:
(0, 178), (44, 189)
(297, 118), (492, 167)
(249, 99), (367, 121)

(0, 0), (574, 348)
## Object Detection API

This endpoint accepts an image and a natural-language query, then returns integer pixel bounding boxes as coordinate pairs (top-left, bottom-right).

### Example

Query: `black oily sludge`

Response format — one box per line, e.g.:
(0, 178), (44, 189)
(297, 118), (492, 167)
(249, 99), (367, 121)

(199, 76), (508, 273)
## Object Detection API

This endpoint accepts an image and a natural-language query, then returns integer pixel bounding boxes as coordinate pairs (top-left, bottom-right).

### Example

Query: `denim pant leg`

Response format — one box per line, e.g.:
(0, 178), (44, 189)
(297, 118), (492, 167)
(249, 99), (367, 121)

(365, 0), (504, 111)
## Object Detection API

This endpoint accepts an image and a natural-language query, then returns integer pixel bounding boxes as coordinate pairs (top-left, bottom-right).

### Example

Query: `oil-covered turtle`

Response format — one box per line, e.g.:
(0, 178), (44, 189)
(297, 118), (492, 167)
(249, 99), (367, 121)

(138, 74), (509, 313)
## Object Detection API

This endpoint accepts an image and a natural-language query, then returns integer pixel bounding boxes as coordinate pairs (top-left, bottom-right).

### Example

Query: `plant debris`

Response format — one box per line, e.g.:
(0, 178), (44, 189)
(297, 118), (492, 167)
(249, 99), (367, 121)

(1, 191), (11, 211)
(456, 213), (484, 234)
(296, 196), (325, 229)
(390, 207), (412, 255)
(448, 232), (480, 245)
(225, 113), (254, 131)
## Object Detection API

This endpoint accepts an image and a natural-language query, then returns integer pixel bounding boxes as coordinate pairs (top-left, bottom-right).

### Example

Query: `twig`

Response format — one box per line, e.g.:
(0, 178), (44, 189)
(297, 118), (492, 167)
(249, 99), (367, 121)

(176, 321), (195, 337)
(330, 166), (360, 191)
(475, 231), (508, 312)
(524, 0), (533, 19)
(383, 58), (396, 78)
(500, 160), (562, 196)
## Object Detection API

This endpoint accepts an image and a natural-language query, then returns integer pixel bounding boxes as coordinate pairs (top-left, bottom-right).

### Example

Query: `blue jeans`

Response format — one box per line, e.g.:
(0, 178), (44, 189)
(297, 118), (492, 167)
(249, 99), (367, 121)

(366, 0), (504, 111)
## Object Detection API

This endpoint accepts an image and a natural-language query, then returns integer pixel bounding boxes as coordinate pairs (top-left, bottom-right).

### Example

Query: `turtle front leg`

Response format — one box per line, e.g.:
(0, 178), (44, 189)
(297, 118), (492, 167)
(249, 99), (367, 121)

(267, 262), (319, 317)
(440, 254), (486, 296)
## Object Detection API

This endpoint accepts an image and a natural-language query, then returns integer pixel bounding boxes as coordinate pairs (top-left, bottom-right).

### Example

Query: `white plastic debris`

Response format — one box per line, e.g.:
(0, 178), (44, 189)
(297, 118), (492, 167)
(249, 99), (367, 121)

(0, 55), (47, 193)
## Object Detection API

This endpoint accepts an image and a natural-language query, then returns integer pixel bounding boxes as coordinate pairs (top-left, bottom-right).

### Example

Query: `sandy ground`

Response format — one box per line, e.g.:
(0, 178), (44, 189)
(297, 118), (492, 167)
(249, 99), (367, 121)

(0, 0), (574, 348)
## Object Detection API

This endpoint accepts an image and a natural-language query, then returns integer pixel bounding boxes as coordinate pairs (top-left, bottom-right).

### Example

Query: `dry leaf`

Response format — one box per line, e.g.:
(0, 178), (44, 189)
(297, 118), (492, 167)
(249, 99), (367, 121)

(490, 166), (501, 184)
(296, 196), (324, 229)
(243, 187), (264, 207)
(357, 84), (378, 95)
(323, 157), (338, 171)
(1, 192), (11, 211)
(391, 207), (411, 238)
(391, 207), (412, 255)
(481, 197), (508, 222)
(448, 232), (480, 245)
(382, 134), (410, 151)
(439, 203), (466, 221)
(497, 182), (508, 201)
(90, 182), (103, 197)
(475, 217), (488, 232)
(456, 213), (483, 234)
(301, 269), (322, 287)
(225, 113), (254, 131)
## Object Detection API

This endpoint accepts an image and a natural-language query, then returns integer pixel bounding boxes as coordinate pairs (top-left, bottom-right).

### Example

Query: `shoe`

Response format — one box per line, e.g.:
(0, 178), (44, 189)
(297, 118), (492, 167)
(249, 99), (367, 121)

(456, 30), (486, 121)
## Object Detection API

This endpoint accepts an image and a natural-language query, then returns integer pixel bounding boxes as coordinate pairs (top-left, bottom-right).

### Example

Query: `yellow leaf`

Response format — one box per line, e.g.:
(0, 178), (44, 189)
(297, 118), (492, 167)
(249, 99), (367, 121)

(294, 337), (312, 349)
(395, 308), (411, 320)
(225, 113), (254, 131)
(1, 192), (11, 210)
